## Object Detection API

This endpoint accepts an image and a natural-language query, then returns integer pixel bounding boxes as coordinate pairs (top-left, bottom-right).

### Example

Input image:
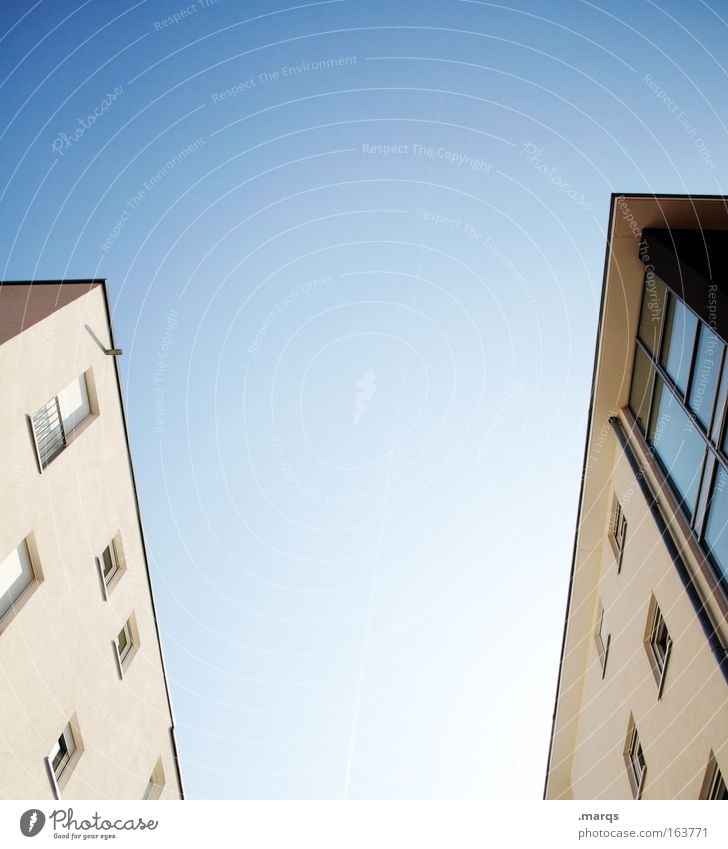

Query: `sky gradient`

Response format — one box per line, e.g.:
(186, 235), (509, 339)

(1, 0), (727, 799)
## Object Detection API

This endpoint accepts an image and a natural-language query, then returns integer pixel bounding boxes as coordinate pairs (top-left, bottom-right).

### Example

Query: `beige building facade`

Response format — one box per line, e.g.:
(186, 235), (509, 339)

(545, 195), (728, 800)
(0, 280), (183, 800)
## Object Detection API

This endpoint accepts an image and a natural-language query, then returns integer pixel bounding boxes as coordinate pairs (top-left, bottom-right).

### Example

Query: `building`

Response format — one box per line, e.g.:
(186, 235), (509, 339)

(545, 195), (728, 800)
(0, 279), (183, 800)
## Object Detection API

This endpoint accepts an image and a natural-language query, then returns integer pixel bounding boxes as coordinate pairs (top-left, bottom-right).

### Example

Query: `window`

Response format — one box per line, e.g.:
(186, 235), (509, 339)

(610, 496), (628, 570)
(660, 296), (697, 394)
(701, 755), (728, 800)
(624, 719), (646, 799)
(628, 272), (728, 593)
(45, 719), (82, 799)
(49, 725), (75, 779)
(117, 621), (133, 663)
(102, 542), (119, 584)
(0, 539), (38, 626)
(142, 758), (165, 800)
(113, 614), (138, 678)
(648, 376), (706, 518)
(30, 373), (92, 470)
(644, 597), (672, 698)
(594, 602), (610, 677)
(688, 325), (721, 429)
(95, 535), (125, 599)
(703, 465), (728, 588)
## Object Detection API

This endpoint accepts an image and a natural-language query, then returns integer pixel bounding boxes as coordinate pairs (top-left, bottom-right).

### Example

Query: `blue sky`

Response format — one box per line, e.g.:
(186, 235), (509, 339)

(1, 0), (727, 799)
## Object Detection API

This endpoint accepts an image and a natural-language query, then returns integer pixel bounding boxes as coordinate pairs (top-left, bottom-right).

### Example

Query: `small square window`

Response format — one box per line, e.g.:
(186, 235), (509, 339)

(45, 718), (82, 799)
(700, 753), (727, 800)
(101, 543), (119, 584)
(609, 496), (628, 571)
(594, 601), (610, 678)
(117, 621), (133, 663)
(644, 596), (673, 698)
(95, 535), (125, 599)
(113, 614), (138, 678)
(624, 718), (646, 799)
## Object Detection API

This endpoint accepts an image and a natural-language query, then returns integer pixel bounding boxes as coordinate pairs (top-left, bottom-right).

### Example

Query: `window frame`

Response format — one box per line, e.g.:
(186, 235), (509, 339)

(117, 621), (133, 663)
(624, 719), (647, 800)
(609, 496), (628, 572)
(113, 614), (139, 679)
(45, 717), (82, 799)
(95, 534), (125, 600)
(644, 597), (673, 699)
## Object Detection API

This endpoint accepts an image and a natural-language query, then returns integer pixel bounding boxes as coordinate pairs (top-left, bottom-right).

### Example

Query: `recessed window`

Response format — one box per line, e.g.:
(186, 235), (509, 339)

(30, 373), (93, 470)
(95, 535), (125, 599)
(113, 614), (138, 678)
(594, 602), (610, 678)
(0, 537), (42, 630)
(142, 758), (165, 800)
(624, 718), (646, 799)
(45, 718), (82, 799)
(117, 621), (133, 663)
(50, 726), (75, 779)
(700, 754), (727, 800)
(644, 597), (672, 698)
(609, 496), (628, 571)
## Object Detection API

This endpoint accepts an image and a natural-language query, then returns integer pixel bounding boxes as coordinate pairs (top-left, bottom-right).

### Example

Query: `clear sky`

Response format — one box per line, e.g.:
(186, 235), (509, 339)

(1, 0), (726, 800)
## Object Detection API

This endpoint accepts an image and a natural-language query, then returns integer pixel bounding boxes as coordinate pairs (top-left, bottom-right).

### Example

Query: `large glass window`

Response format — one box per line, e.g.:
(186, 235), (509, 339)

(628, 271), (728, 594)
(648, 377), (706, 517)
(688, 325), (722, 429)
(660, 296), (697, 395)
